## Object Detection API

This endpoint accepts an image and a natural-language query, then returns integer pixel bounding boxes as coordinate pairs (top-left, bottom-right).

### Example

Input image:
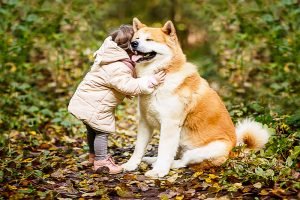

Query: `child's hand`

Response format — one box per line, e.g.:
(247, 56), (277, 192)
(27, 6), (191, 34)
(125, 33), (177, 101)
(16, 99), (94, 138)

(148, 70), (166, 88)
(154, 70), (166, 84)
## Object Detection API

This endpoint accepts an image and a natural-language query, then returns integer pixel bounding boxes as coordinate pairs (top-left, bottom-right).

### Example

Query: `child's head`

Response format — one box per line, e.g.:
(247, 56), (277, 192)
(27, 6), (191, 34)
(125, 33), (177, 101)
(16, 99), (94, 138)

(110, 25), (134, 53)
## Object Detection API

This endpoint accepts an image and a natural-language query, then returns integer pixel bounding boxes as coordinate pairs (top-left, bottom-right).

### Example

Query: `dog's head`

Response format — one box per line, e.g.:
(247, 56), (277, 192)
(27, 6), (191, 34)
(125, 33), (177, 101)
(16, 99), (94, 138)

(131, 18), (183, 67)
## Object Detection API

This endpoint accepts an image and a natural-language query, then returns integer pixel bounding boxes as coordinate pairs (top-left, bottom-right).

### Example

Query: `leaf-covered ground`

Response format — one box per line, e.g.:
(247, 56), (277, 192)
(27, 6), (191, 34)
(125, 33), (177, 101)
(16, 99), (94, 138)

(0, 99), (299, 199)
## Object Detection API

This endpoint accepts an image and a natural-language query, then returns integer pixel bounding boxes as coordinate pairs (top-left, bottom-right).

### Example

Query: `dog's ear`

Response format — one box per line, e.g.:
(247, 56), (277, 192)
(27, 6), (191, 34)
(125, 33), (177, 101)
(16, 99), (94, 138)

(162, 20), (176, 37)
(133, 18), (146, 32)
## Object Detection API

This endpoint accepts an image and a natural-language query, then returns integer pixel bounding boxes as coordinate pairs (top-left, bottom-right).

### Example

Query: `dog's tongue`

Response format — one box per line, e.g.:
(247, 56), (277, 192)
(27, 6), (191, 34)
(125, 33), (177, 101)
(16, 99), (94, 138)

(131, 55), (142, 62)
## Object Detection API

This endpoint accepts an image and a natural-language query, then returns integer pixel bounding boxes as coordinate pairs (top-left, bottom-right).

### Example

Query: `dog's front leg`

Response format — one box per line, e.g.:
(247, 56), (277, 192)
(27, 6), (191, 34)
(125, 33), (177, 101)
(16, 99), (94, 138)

(145, 119), (181, 178)
(122, 118), (152, 171)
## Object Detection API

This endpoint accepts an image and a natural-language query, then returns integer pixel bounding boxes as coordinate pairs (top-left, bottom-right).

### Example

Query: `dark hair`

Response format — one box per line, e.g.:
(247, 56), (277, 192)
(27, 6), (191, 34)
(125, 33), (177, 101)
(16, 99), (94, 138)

(110, 25), (134, 50)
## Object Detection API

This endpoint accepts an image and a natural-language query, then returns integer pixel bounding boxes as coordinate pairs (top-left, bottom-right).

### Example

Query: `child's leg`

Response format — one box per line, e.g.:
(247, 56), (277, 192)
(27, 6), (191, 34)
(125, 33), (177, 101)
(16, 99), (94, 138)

(85, 124), (96, 155)
(94, 131), (108, 161)
(93, 131), (123, 174)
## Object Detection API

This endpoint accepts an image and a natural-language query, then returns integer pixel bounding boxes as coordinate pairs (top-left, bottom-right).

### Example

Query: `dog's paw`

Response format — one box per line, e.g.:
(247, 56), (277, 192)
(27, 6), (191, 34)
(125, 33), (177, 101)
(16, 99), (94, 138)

(142, 157), (157, 164)
(145, 169), (169, 178)
(121, 161), (139, 171)
(171, 160), (186, 169)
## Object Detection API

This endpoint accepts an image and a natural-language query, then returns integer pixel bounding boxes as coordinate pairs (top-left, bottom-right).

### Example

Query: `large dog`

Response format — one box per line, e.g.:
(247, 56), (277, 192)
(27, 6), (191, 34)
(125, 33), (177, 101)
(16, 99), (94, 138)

(122, 18), (270, 178)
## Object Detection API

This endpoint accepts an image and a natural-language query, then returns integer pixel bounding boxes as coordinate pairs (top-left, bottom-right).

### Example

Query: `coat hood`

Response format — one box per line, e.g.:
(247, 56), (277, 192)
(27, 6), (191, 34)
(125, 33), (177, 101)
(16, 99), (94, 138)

(93, 36), (130, 66)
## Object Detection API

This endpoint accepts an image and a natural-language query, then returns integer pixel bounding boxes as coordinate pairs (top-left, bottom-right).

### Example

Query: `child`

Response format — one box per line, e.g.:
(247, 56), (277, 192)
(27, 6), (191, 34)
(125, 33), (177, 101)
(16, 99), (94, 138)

(68, 25), (165, 174)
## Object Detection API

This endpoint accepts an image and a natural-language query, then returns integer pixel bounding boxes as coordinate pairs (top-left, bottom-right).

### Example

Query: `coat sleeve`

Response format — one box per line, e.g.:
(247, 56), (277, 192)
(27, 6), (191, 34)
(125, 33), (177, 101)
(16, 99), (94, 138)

(107, 65), (154, 96)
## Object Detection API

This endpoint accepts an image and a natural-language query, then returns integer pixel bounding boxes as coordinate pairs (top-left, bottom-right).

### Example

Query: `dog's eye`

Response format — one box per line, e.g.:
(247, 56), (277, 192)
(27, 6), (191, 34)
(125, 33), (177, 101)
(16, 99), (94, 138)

(146, 39), (153, 41)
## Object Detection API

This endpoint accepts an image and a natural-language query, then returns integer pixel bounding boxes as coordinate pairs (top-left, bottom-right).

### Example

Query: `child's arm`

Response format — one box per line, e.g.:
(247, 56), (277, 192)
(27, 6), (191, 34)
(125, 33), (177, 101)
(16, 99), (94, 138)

(108, 68), (165, 96)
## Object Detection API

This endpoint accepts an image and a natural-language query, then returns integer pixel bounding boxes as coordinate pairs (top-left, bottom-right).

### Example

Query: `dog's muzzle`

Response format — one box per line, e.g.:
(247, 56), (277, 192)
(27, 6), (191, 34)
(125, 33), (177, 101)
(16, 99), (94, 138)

(131, 41), (139, 49)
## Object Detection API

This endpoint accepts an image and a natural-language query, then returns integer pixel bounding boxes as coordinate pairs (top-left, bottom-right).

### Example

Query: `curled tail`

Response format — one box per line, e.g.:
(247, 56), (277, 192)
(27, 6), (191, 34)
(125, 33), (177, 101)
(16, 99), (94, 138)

(235, 119), (270, 150)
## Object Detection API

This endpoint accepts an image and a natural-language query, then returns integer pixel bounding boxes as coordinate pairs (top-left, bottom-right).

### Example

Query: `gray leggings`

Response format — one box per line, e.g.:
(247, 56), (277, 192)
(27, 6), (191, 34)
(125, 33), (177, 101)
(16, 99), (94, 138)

(85, 125), (108, 161)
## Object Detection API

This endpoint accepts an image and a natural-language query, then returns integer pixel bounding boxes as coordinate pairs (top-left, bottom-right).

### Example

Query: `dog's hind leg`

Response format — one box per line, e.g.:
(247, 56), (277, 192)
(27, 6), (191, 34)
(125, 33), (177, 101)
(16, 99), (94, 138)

(171, 140), (230, 169)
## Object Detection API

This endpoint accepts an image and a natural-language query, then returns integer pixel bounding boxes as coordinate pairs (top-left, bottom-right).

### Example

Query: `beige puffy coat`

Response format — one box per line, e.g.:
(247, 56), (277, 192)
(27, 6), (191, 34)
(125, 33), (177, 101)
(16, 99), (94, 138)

(68, 37), (154, 133)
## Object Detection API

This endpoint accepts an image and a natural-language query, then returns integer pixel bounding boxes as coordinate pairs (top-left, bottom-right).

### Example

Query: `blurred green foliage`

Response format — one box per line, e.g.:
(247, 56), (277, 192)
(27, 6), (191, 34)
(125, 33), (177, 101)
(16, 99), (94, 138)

(1, 0), (299, 133)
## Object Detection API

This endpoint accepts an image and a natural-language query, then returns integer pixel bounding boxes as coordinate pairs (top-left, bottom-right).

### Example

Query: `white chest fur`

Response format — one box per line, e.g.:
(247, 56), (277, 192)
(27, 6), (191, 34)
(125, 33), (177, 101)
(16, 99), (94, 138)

(137, 62), (198, 129)
(138, 74), (187, 129)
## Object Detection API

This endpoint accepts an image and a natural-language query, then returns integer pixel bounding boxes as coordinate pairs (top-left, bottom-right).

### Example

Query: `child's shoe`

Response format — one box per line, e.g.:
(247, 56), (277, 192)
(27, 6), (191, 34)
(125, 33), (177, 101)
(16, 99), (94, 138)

(94, 155), (123, 174)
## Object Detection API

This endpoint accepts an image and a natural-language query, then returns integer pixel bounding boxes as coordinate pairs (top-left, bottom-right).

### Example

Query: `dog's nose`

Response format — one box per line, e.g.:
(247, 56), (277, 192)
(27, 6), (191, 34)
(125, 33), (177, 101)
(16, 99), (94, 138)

(131, 41), (139, 49)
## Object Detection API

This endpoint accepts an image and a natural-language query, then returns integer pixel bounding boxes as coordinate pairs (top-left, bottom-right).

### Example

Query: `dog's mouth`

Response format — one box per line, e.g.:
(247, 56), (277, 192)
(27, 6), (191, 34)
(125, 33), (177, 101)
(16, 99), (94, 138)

(131, 51), (157, 63)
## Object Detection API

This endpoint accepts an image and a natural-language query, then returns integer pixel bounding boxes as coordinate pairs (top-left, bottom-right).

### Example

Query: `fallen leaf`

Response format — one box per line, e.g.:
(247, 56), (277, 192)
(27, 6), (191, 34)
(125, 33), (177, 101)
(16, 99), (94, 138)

(51, 169), (64, 179)
(7, 185), (17, 190)
(167, 173), (178, 183)
(175, 195), (184, 200)
(208, 174), (218, 179)
(253, 182), (262, 189)
(82, 192), (97, 197)
(137, 182), (149, 192)
(233, 182), (243, 189)
(260, 189), (269, 195)
(115, 186), (133, 198)
(205, 177), (212, 183)
(159, 193), (169, 200)
(22, 158), (33, 163)
(123, 174), (136, 181)
(192, 171), (203, 178)
(136, 175), (146, 181)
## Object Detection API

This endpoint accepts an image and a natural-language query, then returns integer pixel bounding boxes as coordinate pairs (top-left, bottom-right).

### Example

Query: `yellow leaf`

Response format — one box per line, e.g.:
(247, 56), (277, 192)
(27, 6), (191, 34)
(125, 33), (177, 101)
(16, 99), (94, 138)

(212, 182), (222, 192)
(205, 178), (212, 183)
(29, 131), (36, 135)
(208, 174), (218, 179)
(22, 158), (33, 163)
(160, 194), (169, 200)
(79, 179), (87, 187)
(43, 174), (50, 179)
(271, 188), (285, 195)
(115, 186), (132, 198)
(175, 195), (184, 200)
(8, 185), (17, 190)
(213, 183), (220, 188)
(49, 146), (58, 151)
(260, 189), (269, 195)
(192, 171), (203, 178)
(90, 174), (100, 178)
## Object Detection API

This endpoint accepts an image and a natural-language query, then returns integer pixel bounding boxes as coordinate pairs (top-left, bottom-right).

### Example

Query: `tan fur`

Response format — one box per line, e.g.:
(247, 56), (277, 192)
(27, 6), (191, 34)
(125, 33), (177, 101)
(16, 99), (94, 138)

(242, 132), (260, 149)
(174, 73), (236, 149)
(175, 73), (201, 94)
(183, 88), (236, 148)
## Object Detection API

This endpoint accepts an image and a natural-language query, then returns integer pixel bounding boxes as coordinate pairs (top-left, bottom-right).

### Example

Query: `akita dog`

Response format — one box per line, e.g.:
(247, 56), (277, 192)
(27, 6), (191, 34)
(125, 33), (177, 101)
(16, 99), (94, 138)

(122, 18), (270, 178)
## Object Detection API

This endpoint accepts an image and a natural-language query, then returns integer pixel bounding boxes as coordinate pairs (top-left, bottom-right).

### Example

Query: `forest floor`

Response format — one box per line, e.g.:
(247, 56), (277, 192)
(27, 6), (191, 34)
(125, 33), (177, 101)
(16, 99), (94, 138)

(0, 99), (299, 200)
